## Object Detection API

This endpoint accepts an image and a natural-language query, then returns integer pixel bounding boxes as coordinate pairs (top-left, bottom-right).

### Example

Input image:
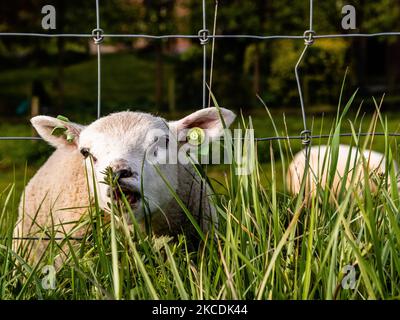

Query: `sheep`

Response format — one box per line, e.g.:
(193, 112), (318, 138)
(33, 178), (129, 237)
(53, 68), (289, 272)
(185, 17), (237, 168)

(14, 107), (236, 263)
(287, 144), (398, 201)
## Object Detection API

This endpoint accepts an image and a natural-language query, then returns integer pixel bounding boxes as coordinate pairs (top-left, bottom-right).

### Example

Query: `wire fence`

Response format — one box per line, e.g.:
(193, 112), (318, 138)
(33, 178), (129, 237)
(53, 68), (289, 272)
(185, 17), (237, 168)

(2, 0), (400, 241)
(1, 0), (400, 146)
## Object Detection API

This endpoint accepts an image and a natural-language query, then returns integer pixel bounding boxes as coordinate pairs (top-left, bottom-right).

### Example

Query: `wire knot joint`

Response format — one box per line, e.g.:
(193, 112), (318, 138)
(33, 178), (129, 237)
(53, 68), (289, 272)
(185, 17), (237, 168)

(198, 29), (210, 45)
(300, 130), (312, 146)
(92, 28), (104, 44)
(303, 30), (315, 46)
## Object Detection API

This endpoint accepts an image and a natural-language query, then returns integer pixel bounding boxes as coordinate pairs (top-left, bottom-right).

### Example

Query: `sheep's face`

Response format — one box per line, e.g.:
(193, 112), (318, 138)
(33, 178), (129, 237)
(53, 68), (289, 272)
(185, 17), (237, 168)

(31, 108), (236, 223)
(78, 112), (176, 221)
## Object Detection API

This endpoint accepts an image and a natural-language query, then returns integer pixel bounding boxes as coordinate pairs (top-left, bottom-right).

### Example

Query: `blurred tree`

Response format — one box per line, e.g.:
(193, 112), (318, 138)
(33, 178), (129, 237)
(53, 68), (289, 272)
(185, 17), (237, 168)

(0, 0), (95, 113)
(354, 0), (400, 95)
(136, 0), (177, 111)
(0, 0), (135, 112)
(1, 0), (400, 113)
(181, 0), (306, 109)
(180, 0), (400, 110)
(147, 0), (175, 111)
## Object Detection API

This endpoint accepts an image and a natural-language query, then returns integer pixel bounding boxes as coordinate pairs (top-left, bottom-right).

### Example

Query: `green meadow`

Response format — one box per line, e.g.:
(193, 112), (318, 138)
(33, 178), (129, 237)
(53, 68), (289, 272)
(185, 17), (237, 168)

(1, 93), (400, 299)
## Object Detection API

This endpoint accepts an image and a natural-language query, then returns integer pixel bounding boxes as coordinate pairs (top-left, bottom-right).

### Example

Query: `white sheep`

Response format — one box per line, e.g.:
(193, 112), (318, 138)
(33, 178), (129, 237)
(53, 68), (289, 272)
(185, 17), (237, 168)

(14, 107), (236, 262)
(287, 144), (398, 201)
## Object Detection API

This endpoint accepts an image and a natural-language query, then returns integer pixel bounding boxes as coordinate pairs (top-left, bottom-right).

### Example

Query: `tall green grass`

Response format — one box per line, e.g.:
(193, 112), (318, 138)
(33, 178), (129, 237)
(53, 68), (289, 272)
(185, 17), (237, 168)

(0, 100), (400, 300)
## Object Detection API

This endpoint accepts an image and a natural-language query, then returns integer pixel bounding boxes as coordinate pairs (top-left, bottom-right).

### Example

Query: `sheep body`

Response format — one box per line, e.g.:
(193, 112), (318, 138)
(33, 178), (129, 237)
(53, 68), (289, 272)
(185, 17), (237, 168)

(14, 148), (89, 259)
(14, 148), (212, 258)
(287, 144), (397, 199)
(14, 108), (235, 262)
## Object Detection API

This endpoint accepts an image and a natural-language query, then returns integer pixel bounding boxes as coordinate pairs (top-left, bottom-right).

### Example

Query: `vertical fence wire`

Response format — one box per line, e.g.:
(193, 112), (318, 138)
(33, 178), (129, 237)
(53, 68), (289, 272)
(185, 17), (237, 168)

(207, 1), (218, 108)
(201, 0), (207, 108)
(295, 46), (310, 135)
(294, 0), (315, 200)
(95, 0), (102, 119)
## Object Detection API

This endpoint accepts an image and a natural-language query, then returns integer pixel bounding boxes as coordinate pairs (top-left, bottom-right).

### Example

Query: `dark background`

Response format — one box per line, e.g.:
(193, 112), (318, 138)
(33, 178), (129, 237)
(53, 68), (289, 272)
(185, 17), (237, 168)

(0, 0), (399, 119)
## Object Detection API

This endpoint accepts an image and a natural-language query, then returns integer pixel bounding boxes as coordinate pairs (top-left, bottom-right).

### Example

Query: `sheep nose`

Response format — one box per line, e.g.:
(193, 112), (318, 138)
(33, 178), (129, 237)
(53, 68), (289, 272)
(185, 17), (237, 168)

(113, 168), (133, 180)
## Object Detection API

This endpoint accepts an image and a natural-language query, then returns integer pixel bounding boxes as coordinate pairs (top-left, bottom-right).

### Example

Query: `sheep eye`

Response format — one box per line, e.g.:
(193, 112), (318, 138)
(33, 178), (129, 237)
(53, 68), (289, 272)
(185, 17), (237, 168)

(80, 148), (91, 158)
(165, 136), (169, 148)
(160, 135), (169, 148)
(153, 135), (169, 148)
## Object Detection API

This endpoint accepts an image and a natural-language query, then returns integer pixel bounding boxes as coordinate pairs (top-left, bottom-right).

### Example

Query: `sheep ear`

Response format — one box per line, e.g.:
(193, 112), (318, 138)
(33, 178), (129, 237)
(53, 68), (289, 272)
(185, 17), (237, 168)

(31, 115), (84, 148)
(169, 107), (236, 142)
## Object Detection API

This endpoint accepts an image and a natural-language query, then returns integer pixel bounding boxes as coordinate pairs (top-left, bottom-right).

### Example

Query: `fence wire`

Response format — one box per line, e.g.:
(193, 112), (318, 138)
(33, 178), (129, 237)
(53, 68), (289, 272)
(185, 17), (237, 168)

(2, 32), (400, 39)
(2, 0), (400, 241)
(0, 0), (399, 144)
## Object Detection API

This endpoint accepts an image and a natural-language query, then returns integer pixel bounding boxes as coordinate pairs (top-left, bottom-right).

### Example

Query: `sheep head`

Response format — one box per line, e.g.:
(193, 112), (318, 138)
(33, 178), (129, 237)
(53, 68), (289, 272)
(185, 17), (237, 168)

(31, 107), (236, 223)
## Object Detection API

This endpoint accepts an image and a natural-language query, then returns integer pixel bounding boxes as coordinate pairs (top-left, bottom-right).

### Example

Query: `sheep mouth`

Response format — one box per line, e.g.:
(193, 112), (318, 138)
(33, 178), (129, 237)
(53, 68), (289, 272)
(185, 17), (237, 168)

(107, 187), (141, 207)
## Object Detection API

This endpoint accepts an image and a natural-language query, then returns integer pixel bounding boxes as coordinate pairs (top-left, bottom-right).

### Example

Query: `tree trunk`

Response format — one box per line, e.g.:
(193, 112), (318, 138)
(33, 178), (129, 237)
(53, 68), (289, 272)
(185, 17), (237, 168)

(56, 37), (65, 114)
(155, 42), (164, 110)
(253, 43), (260, 95)
(56, 0), (65, 114)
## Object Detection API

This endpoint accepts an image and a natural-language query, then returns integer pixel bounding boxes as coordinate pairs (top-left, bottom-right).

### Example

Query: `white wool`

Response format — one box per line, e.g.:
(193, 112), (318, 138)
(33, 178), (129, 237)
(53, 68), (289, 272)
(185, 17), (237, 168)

(287, 144), (398, 201)
(14, 108), (236, 262)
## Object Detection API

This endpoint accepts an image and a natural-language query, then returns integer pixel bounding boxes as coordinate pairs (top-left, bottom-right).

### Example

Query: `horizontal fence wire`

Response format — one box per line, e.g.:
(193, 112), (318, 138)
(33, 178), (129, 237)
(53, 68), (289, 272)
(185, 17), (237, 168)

(9, 237), (85, 241)
(1, 32), (400, 39)
(2, 132), (400, 142)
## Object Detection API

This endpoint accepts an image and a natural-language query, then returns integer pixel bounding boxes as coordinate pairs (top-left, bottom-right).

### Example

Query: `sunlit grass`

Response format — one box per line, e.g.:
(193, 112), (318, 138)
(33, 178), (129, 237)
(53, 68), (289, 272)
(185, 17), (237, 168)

(1, 94), (400, 299)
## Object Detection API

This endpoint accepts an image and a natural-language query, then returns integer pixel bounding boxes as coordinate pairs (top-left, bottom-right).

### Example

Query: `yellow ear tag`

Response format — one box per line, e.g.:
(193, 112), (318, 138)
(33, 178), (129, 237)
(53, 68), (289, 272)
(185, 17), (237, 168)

(187, 127), (205, 146)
